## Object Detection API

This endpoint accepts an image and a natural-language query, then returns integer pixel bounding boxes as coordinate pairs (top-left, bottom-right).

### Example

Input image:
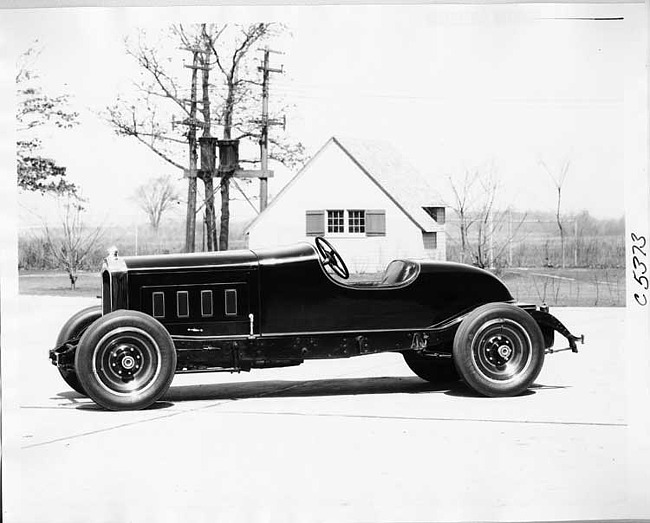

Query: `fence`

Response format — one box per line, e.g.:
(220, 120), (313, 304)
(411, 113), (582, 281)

(18, 221), (250, 270)
(19, 216), (624, 271)
(444, 217), (624, 269)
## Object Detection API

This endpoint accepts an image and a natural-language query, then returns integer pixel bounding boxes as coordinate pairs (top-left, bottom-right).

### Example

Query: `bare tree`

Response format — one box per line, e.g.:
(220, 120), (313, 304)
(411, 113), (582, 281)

(192, 22), (306, 249)
(105, 29), (194, 251)
(44, 197), (104, 289)
(539, 158), (570, 268)
(203, 23), (267, 250)
(448, 169), (480, 264)
(106, 23), (305, 252)
(134, 175), (180, 231)
(448, 166), (526, 269)
(473, 172), (499, 268)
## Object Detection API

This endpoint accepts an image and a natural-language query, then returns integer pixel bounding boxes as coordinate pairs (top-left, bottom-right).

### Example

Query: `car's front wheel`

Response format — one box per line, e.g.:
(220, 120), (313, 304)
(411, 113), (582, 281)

(453, 303), (545, 397)
(75, 310), (177, 410)
(402, 350), (459, 383)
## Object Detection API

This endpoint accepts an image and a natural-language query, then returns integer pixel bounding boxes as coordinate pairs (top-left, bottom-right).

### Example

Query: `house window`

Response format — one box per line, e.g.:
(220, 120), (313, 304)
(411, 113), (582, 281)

(327, 210), (345, 233)
(176, 291), (189, 318)
(423, 207), (446, 224)
(348, 210), (366, 234)
(306, 209), (385, 236)
(423, 232), (437, 250)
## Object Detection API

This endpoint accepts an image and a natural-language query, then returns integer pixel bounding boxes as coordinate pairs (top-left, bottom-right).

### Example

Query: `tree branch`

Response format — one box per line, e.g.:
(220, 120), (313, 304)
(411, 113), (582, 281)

(126, 38), (191, 118)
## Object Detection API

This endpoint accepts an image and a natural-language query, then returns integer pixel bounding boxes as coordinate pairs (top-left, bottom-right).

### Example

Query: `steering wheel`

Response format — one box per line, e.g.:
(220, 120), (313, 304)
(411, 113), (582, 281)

(315, 237), (350, 279)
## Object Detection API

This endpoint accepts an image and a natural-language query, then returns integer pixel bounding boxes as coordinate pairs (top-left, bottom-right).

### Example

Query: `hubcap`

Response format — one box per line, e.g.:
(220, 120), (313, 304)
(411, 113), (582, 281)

(497, 345), (512, 360)
(471, 319), (532, 383)
(107, 344), (142, 378)
(92, 327), (161, 396)
(122, 355), (135, 370)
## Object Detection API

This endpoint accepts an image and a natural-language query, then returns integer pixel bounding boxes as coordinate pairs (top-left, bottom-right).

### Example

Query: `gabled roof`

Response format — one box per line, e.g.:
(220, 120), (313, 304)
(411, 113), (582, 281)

(334, 136), (445, 232)
(245, 136), (445, 234)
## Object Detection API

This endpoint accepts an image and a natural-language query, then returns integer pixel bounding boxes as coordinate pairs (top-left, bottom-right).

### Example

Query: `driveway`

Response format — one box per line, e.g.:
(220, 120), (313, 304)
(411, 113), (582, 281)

(2, 296), (647, 522)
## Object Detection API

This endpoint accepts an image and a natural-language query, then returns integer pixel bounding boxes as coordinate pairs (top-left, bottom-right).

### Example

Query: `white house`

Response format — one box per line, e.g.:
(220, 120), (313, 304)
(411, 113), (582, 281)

(245, 136), (446, 273)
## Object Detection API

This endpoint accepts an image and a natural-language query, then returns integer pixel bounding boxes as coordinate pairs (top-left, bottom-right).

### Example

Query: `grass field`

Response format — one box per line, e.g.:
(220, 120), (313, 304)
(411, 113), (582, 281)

(500, 267), (624, 307)
(19, 270), (102, 298)
(19, 267), (625, 306)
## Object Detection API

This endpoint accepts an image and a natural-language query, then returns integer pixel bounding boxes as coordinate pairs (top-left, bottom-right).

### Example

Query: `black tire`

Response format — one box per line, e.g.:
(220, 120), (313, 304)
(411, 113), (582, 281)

(75, 310), (177, 411)
(403, 351), (459, 383)
(55, 305), (103, 395)
(453, 303), (545, 397)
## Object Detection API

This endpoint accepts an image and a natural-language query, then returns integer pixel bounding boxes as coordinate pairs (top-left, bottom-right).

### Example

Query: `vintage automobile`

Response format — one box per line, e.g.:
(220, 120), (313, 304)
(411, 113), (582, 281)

(50, 237), (584, 410)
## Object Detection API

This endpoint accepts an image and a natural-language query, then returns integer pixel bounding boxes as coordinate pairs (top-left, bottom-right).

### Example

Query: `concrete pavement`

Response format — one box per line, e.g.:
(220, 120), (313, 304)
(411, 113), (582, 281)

(2, 296), (648, 522)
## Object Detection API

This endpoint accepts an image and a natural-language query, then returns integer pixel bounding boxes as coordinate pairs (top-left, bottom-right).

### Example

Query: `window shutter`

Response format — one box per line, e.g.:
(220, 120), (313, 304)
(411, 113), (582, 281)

(366, 209), (386, 236)
(306, 210), (325, 236)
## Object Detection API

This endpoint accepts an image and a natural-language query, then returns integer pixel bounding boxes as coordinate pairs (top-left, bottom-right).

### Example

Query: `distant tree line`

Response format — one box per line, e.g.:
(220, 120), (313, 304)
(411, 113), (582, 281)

(445, 160), (624, 270)
(445, 209), (625, 270)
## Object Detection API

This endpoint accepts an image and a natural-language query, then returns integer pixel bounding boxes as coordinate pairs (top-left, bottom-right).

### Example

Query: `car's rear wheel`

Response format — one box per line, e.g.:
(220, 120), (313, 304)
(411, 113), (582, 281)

(55, 305), (103, 395)
(402, 351), (459, 383)
(453, 303), (545, 397)
(75, 310), (177, 411)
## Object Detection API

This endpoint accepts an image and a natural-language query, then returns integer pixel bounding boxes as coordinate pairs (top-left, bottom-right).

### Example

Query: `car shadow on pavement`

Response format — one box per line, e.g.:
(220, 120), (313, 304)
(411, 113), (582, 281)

(61, 378), (570, 410)
(75, 401), (174, 412)
(163, 376), (465, 403)
(444, 382), (569, 398)
(444, 386), (536, 398)
(55, 391), (83, 401)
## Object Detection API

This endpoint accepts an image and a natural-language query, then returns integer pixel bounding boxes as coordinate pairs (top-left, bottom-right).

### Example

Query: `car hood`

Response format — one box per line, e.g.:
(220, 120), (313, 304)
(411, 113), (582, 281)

(107, 243), (317, 273)
(115, 249), (259, 272)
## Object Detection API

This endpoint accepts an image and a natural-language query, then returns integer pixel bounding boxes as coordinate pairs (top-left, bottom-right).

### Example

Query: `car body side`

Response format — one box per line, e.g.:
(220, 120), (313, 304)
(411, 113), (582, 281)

(92, 242), (556, 373)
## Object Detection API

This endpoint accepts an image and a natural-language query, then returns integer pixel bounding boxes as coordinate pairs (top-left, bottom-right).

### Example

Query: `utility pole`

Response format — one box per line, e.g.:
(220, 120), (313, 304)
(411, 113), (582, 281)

(179, 36), (218, 253)
(199, 26), (218, 251)
(183, 49), (200, 253)
(258, 47), (283, 211)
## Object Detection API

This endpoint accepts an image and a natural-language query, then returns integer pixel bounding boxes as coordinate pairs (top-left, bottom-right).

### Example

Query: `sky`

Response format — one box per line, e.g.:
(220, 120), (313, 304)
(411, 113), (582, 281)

(1, 3), (645, 230)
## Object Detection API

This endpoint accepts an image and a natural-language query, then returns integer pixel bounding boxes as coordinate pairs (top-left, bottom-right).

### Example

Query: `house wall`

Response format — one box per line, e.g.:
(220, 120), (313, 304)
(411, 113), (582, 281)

(247, 142), (445, 273)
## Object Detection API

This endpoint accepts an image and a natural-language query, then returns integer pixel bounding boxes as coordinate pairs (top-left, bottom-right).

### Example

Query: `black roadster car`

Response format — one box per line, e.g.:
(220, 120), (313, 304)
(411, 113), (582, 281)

(50, 237), (584, 410)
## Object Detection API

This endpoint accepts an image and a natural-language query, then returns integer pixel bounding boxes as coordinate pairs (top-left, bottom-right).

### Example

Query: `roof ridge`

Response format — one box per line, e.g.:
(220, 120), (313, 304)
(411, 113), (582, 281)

(331, 137), (431, 232)
(331, 136), (444, 232)
(245, 136), (444, 235)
